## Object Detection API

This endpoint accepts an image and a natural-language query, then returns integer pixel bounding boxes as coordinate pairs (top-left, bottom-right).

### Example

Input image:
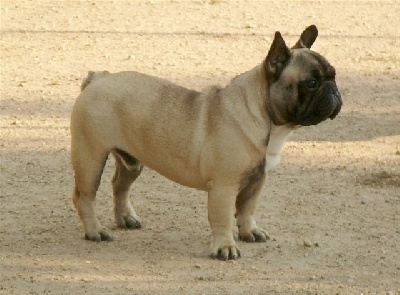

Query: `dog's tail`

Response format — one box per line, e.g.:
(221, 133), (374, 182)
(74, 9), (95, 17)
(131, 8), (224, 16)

(81, 71), (110, 91)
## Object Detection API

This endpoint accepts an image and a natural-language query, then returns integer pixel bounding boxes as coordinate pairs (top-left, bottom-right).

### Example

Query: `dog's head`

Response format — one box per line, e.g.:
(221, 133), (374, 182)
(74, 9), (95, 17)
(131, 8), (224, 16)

(265, 25), (342, 126)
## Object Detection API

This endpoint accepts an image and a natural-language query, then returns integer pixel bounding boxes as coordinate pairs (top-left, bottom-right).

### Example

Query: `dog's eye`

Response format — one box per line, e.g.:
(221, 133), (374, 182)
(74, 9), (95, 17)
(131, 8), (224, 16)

(306, 80), (318, 90)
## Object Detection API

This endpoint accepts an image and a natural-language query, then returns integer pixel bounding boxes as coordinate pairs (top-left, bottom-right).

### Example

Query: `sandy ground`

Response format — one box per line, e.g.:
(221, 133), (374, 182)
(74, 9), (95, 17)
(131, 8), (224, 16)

(1, 1), (399, 294)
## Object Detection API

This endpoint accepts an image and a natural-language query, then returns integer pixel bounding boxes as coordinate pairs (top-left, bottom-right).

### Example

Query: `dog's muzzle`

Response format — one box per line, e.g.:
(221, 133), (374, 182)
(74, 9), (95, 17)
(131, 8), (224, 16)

(294, 81), (342, 126)
(328, 84), (342, 120)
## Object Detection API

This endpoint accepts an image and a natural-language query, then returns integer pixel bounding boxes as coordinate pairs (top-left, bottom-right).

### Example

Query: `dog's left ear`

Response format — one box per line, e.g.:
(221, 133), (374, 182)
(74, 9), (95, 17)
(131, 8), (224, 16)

(293, 25), (318, 49)
(265, 31), (290, 80)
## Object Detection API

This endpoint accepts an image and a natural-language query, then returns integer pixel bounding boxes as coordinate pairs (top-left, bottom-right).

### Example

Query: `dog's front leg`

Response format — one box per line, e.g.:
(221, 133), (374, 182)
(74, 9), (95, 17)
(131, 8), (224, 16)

(208, 185), (240, 260)
(236, 173), (270, 243)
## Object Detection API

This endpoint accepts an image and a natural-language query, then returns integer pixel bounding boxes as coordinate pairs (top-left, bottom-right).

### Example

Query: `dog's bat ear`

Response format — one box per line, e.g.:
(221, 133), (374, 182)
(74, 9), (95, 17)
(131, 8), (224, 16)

(293, 25), (318, 49)
(265, 31), (291, 80)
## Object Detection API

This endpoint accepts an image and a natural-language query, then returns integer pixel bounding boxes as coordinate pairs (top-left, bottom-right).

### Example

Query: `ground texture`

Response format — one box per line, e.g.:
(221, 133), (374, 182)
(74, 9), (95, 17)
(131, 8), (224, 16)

(1, 1), (399, 294)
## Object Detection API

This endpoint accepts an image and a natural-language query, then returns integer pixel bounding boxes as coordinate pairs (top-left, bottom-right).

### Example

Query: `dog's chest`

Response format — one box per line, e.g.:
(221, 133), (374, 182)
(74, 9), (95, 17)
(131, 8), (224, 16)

(264, 125), (293, 171)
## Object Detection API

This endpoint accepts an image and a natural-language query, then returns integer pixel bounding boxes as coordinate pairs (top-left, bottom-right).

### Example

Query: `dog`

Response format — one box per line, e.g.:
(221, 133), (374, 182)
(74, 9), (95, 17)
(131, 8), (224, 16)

(70, 25), (342, 260)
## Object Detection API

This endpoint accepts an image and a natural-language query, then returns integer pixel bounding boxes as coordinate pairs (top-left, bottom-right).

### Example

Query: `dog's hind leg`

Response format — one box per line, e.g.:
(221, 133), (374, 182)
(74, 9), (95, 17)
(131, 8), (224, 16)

(111, 149), (143, 229)
(71, 145), (113, 242)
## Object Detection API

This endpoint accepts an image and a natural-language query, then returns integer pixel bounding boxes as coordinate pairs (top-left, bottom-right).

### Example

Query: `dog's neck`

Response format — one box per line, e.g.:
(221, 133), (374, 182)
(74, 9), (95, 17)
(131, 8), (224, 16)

(218, 64), (274, 154)
(223, 64), (293, 159)
(227, 64), (269, 123)
(265, 81), (284, 127)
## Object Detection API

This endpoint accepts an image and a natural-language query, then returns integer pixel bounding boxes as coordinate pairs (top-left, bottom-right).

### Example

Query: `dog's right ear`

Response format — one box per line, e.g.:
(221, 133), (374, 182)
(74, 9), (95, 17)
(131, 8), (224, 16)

(265, 31), (291, 80)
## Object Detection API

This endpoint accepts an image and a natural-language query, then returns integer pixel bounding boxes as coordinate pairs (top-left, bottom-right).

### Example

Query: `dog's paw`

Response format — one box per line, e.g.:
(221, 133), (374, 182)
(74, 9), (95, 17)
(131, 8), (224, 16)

(239, 228), (270, 243)
(116, 215), (142, 229)
(84, 228), (114, 242)
(124, 215), (142, 229)
(210, 236), (241, 260)
(211, 246), (241, 261)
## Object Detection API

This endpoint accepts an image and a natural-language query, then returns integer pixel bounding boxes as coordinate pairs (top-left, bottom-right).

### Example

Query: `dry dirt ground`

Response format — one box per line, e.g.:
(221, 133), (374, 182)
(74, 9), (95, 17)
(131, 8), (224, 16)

(1, 1), (399, 294)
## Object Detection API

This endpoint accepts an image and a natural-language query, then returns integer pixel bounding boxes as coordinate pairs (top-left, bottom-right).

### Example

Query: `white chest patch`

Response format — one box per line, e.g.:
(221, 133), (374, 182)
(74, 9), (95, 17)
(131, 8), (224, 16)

(265, 125), (293, 172)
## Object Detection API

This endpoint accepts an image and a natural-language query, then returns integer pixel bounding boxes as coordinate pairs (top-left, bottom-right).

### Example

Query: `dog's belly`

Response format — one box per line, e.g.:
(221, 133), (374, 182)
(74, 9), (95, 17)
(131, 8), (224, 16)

(130, 148), (209, 191)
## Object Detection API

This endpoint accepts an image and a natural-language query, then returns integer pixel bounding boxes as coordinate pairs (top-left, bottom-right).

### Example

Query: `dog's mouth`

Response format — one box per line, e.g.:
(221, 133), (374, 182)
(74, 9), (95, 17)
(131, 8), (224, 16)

(328, 93), (342, 120)
(293, 82), (342, 126)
